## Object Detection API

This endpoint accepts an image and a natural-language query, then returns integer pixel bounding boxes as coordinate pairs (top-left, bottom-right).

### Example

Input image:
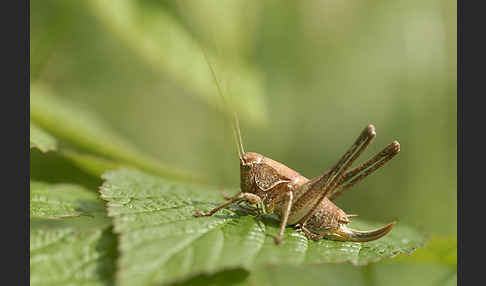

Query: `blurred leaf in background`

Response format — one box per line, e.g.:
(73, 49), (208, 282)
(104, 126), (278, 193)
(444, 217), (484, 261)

(31, 83), (198, 182)
(30, 122), (57, 153)
(30, 0), (456, 285)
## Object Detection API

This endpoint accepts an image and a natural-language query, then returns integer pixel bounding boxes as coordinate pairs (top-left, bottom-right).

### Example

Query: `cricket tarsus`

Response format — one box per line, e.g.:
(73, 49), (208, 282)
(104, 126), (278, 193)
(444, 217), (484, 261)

(295, 224), (323, 241)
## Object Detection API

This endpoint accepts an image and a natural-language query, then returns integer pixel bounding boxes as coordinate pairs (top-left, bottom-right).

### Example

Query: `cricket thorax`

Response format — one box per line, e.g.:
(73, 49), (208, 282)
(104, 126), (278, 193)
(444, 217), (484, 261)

(240, 152), (303, 195)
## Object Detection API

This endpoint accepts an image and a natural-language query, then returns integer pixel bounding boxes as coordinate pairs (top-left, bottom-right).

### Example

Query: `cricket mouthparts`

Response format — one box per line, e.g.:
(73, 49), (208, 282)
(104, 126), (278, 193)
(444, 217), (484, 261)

(333, 221), (396, 242)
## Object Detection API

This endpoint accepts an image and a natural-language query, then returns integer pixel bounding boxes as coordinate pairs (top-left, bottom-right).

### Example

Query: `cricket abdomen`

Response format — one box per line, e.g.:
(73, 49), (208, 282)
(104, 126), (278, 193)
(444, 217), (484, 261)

(301, 198), (396, 242)
(304, 198), (349, 233)
(272, 188), (349, 229)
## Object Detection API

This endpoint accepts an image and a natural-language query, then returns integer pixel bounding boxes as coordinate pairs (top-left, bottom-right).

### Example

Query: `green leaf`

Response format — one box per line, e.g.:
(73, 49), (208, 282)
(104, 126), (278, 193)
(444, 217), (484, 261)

(31, 181), (105, 219)
(30, 122), (57, 152)
(369, 262), (457, 286)
(30, 83), (201, 183)
(169, 262), (457, 286)
(100, 169), (426, 286)
(246, 263), (457, 286)
(391, 235), (456, 267)
(84, 0), (267, 125)
(30, 217), (116, 286)
(31, 180), (116, 286)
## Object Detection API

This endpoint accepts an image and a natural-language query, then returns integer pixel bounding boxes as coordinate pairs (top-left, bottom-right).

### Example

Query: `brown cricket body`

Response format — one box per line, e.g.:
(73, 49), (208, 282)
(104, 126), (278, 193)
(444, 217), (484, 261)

(197, 50), (399, 244)
(195, 122), (400, 244)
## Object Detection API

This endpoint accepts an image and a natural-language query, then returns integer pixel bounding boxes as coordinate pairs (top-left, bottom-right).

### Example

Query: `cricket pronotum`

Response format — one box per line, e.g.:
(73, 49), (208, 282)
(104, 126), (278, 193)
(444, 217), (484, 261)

(195, 55), (399, 245)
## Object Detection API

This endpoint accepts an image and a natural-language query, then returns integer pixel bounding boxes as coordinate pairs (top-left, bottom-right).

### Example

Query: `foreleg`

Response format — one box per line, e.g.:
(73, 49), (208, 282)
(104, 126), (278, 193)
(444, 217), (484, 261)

(194, 192), (262, 217)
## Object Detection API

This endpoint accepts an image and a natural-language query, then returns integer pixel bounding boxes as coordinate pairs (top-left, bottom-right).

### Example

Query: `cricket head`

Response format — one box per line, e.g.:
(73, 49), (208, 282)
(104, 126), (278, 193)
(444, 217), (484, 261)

(239, 152), (263, 193)
(241, 152), (264, 165)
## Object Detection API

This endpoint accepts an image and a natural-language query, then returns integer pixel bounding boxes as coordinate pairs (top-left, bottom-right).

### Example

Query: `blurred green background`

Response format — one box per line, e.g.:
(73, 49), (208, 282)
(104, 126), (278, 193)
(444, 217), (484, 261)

(31, 0), (456, 284)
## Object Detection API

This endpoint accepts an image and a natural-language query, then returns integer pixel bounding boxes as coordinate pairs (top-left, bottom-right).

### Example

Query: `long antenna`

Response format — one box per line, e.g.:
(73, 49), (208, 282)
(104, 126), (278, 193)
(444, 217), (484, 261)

(202, 49), (245, 160)
(233, 111), (245, 154)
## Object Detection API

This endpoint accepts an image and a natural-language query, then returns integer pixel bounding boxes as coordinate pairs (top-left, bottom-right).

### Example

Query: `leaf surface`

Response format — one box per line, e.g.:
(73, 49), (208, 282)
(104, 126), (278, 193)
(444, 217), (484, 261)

(30, 181), (116, 286)
(101, 169), (426, 286)
(31, 181), (105, 219)
(30, 219), (116, 286)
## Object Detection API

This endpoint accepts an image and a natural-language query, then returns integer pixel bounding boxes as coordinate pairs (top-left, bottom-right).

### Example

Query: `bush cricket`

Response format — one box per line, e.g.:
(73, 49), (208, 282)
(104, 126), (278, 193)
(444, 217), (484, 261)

(195, 55), (400, 245)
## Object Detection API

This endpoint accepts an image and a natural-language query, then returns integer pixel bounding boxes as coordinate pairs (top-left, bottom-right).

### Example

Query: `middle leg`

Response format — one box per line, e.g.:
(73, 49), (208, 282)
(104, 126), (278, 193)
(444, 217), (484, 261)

(274, 191), (293, 244)
(295, 225), (323, 241)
